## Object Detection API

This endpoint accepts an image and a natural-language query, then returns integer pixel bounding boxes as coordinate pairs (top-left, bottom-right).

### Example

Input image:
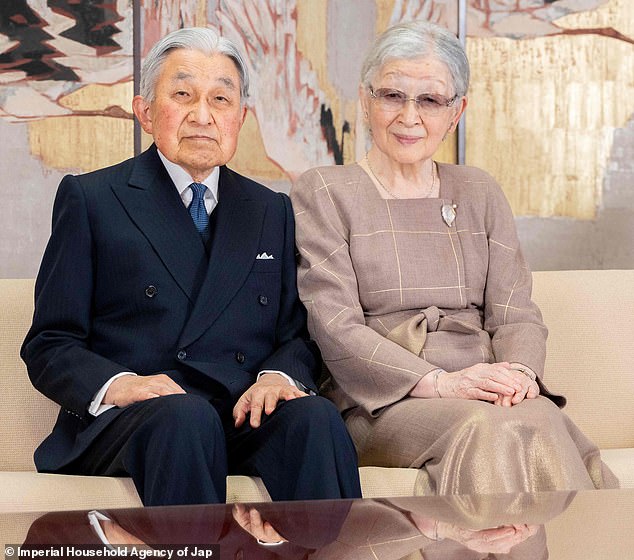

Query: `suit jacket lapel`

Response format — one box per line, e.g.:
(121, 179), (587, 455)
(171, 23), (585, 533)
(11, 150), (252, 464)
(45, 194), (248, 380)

(111, 146), (207, 303)
(179, 167), (266, 348)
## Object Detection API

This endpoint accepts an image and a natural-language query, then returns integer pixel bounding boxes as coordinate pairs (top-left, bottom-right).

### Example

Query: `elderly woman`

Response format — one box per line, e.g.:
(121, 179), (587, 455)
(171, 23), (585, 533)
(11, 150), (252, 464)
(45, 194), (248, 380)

(290, 20), (617, 494)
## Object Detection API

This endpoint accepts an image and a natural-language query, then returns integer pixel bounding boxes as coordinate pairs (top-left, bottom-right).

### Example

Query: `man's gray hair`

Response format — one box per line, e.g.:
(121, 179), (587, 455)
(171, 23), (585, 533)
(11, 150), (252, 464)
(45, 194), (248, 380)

(140, 27), (250, 104)
(360, 20), (469, 98)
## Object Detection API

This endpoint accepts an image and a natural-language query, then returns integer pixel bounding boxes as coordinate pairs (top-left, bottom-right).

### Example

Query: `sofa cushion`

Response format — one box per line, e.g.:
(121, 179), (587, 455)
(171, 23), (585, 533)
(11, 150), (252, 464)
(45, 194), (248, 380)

(2, 272), (632, 511)
(0, 472), (141, 513)
(0, 472), (286, 513)
(0, 473), (272, 513)
(0, 280), (59, 471)
(360, 466), (424, 497)
(0, 467), (425, 513)
(600, 449), (634, 489)
(532, 270), (634, 450)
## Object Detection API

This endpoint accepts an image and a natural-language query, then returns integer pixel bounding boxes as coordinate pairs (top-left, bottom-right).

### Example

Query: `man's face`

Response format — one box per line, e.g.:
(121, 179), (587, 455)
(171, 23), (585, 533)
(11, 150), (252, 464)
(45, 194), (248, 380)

(133, 48), (247, 181)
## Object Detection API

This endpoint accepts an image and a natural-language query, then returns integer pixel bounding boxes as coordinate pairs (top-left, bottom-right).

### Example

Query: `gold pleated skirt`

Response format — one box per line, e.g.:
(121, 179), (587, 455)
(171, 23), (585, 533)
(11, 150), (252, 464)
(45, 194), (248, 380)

(345, 396), (619, 495)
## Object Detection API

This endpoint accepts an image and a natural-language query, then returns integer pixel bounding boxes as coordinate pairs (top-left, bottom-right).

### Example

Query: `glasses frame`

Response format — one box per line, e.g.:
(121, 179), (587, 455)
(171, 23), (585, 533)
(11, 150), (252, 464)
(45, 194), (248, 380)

(369, 86), (458, 116)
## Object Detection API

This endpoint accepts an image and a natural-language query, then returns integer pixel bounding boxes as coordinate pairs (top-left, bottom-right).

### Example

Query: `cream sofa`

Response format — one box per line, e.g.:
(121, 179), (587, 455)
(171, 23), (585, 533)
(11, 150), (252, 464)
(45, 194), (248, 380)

(1, 270), (633, 516)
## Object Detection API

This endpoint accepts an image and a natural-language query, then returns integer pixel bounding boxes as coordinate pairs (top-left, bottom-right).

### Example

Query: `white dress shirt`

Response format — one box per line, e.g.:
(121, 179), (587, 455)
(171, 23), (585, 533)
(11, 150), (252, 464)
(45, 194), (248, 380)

(157, 150), (219, 214)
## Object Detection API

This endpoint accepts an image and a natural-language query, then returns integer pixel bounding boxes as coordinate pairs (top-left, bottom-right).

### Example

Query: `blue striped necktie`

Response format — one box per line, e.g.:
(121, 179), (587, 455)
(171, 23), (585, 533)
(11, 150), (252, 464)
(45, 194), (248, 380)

(188, 182), (210, 241)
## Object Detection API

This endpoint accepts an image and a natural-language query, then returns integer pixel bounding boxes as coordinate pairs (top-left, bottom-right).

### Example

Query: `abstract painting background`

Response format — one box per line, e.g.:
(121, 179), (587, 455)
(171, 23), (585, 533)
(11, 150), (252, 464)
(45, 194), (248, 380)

(1, 0), (632, 276)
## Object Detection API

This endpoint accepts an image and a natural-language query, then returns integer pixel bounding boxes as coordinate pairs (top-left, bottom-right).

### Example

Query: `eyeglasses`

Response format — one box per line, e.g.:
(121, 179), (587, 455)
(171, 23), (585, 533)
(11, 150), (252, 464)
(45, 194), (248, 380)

(369, 87), (458, 116)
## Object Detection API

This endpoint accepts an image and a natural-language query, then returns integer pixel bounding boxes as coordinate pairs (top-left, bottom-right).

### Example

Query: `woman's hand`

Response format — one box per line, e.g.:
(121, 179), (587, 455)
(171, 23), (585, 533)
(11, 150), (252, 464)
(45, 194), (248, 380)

(438, 522), (539, 554)
(493, 366), (540, 407)
(437, 363), (522, 403)
(410, 362), (538, 406)
(411, 512), (539, 554)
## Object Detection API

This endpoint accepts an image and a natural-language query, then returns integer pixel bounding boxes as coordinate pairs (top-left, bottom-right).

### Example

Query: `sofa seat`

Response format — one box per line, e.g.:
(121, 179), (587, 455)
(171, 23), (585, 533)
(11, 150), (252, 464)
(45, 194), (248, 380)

(0, 472), (140, 513)
(1, 270), (633, 513)
(0, 467), (425, 513)
(598, 449), (634, 489)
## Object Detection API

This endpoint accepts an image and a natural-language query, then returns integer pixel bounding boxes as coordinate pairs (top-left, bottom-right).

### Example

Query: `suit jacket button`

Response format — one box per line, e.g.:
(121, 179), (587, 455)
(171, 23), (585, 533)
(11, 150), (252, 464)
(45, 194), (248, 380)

(235, 352), (245, 364)
(177, 350), (187, 361)
(258, 295), (268, 305)
(145, 285), (158, 298)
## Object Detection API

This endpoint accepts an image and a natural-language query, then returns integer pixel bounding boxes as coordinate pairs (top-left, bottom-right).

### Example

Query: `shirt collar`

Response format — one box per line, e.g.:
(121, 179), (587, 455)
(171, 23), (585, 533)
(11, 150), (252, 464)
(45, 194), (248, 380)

(156, 149), (220, 204)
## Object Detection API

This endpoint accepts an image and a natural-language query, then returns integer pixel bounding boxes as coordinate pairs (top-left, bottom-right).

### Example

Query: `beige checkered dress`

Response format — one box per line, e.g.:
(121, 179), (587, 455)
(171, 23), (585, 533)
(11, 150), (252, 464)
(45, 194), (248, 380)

(291, 162), (617, 494)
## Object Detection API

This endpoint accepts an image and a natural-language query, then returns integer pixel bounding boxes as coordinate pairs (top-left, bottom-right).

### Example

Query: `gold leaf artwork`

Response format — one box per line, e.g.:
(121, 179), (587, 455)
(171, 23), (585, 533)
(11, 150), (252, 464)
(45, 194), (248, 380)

(467, 30), (633, 218)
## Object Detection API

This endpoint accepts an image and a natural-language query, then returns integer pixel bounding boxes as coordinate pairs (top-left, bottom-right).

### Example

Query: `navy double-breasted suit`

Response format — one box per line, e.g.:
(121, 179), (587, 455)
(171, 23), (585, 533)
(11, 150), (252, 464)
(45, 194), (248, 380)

(22, 146), (360, 504)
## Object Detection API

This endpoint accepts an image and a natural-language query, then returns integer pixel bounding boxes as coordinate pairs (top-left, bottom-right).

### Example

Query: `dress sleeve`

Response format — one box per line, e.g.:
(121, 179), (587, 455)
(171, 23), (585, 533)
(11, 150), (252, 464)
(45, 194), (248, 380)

(482, 179), (548, 378)
(291, 168), (440, 415)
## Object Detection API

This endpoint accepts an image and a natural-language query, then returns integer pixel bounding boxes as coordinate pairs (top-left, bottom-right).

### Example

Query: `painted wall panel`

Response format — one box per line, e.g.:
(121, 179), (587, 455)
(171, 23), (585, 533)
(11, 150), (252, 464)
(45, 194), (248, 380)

(1, 0), (632, 276)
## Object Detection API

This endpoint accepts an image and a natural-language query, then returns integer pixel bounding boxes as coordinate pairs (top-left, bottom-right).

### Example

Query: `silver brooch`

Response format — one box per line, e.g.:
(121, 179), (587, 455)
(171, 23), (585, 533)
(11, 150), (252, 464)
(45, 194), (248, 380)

(441, 203), (457, 227)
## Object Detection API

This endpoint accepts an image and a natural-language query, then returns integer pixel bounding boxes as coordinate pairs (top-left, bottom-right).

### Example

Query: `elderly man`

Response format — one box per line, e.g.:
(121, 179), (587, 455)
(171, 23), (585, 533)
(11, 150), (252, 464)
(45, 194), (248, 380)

(21, 27), (361, 506)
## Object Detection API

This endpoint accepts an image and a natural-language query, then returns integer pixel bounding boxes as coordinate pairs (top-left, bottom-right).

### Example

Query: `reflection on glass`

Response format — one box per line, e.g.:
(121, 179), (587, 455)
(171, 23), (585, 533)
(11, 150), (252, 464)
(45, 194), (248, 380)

(22, 492), (574, 559)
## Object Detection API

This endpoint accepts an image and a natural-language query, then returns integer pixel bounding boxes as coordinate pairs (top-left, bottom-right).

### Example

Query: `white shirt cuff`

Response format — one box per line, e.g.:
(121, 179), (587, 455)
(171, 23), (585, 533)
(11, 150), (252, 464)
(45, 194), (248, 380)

(257, 370), (315, 395)
(88, 511), (113, 548)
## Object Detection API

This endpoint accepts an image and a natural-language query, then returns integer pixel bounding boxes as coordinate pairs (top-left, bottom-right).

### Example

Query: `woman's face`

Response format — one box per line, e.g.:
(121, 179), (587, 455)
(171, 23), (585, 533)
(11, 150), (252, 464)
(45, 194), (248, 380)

(360, 56), (466, 166)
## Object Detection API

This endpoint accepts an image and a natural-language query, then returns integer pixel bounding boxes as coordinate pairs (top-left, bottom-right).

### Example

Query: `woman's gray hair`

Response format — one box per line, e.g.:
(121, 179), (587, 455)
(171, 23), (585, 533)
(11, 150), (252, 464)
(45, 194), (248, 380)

(360, 20), (469, 98)
(140, 27), (250, 104)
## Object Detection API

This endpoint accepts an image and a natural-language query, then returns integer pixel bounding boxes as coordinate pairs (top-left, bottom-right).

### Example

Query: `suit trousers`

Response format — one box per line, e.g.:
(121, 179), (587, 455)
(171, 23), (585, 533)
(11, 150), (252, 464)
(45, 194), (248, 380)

(65, 393), (361, 506)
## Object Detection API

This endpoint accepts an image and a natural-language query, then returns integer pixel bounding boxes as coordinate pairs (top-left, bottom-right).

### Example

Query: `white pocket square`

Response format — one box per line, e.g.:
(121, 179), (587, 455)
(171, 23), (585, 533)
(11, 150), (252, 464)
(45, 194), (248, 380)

(256, 252), (275, 260)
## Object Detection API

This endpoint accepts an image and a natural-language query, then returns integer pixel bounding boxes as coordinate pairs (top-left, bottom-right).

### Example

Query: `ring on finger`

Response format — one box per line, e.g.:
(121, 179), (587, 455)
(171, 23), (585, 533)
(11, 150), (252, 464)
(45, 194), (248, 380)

(511, 367), (536, 381)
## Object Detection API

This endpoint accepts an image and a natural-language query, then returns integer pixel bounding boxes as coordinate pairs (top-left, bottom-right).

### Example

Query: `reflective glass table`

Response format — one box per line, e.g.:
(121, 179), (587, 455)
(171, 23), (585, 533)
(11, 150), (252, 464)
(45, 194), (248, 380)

(2, 488), (633, 559)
